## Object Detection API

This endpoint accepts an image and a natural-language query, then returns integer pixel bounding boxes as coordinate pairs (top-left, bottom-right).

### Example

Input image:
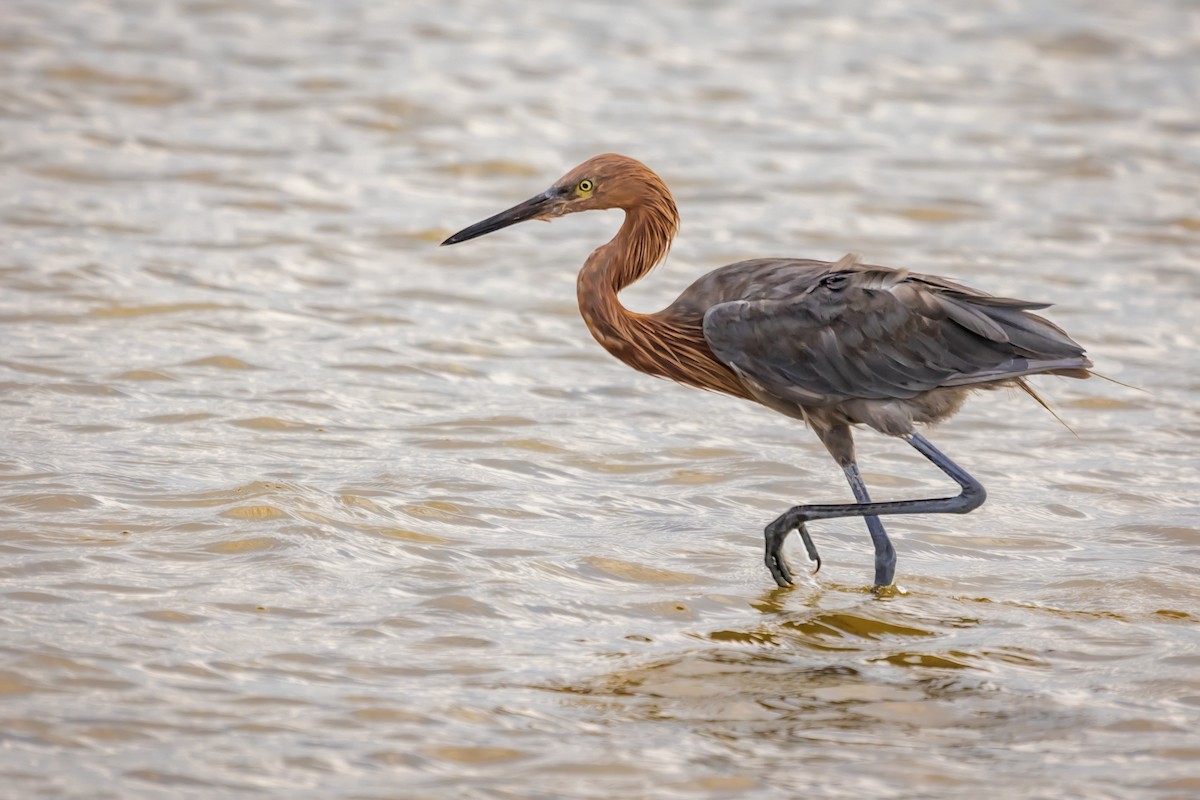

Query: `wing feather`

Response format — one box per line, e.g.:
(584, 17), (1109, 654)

(702, 258), (1091, 405)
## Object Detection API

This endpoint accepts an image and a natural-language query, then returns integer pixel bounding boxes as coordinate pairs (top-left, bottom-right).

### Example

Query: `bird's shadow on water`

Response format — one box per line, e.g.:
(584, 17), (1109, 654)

(529, 579), (1165, 794)
(713, 581), (987, 664)
(545, 583), (1029, 738)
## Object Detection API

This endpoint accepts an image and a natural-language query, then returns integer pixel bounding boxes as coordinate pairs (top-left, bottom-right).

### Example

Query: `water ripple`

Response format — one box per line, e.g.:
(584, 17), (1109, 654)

(1, 0), (1198, 797)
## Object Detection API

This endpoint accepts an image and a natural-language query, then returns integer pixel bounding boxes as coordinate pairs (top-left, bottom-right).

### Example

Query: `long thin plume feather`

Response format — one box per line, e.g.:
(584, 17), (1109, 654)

(1017, 378), (1079, 438)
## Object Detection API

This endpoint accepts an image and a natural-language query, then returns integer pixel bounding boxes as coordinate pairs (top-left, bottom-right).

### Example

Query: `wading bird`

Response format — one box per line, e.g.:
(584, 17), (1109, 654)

(442, 154), (1091, 589)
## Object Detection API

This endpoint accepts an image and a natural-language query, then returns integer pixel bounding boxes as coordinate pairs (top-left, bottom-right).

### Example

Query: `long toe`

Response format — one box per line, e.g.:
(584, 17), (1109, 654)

(795, 522), (822, 574)
(766, 549), (793, 587)
(764, 519), (795, 587)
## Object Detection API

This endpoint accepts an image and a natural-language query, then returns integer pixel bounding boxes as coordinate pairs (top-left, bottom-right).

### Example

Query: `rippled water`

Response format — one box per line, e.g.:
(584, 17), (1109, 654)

(2, 1), (1198, 797)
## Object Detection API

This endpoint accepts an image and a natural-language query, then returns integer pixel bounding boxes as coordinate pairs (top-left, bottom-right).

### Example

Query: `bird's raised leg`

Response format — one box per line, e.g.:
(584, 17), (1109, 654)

(764, 432), (986, 589)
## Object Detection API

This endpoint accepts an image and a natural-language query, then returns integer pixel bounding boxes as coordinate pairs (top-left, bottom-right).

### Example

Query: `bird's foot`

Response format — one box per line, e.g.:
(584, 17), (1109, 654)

(764, 510), (821, 588)
(870, 583), (905, 599)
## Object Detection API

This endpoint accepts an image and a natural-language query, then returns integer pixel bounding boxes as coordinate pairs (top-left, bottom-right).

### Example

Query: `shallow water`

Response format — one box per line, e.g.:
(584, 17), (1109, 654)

(2, 0), (1198, 797)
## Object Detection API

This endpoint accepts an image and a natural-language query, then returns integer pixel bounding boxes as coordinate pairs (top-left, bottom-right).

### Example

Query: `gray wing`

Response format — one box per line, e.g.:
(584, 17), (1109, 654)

(701, 256), (1090, 405)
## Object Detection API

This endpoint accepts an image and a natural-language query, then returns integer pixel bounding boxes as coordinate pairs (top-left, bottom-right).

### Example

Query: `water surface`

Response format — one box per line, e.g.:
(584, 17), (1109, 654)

(2, 1), (1199, 797)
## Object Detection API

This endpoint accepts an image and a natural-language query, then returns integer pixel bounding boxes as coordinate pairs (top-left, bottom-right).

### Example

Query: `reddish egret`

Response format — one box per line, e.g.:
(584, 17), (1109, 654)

(442, 154), (1092, 589)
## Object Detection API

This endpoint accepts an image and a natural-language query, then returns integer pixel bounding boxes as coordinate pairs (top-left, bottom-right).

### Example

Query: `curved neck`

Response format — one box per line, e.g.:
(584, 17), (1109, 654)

(573, 197), (749, 398)
(576, 201), (676, 343)
(593, 201), (678, 294)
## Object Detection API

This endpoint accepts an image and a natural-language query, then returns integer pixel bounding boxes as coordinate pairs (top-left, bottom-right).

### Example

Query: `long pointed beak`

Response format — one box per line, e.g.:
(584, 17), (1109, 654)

(441, 189), (561, 246)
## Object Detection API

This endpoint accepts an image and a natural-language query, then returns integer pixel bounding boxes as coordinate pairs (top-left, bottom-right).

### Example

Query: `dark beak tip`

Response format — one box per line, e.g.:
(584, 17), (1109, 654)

(439, 189), (556, 249)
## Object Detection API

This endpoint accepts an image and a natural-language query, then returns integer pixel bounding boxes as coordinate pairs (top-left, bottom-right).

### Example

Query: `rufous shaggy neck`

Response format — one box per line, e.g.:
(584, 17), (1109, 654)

(575, 200), (750, 399)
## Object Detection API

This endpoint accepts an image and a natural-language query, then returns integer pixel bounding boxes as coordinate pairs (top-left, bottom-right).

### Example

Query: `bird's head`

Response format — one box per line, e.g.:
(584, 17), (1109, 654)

(441, 153), (675, 246)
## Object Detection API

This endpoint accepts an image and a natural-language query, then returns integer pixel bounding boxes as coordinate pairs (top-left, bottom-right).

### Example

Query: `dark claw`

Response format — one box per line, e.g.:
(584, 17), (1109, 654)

(767, 552), (793, 587)
(795, 522), (822, 574)
(764, 518), (793, 587)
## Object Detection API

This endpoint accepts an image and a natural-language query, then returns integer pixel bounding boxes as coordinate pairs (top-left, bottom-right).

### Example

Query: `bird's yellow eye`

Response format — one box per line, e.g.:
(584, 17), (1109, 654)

(577, 179), (594, 195)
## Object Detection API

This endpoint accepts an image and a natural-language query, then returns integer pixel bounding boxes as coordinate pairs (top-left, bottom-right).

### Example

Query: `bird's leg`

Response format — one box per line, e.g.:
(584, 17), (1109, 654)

(764, 432), (986, 589)
(842, 463), (896, 588)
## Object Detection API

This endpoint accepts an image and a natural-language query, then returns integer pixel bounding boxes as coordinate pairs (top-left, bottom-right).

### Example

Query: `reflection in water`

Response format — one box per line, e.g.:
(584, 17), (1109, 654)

(2, 0), (1199, 797)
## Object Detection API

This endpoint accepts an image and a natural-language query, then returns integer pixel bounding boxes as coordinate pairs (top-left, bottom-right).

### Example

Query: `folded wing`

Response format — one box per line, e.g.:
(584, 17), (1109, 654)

(702, 256), (1091, 407)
